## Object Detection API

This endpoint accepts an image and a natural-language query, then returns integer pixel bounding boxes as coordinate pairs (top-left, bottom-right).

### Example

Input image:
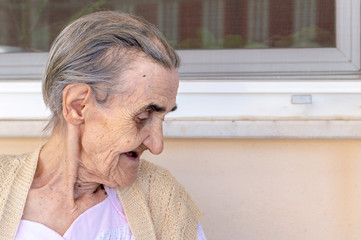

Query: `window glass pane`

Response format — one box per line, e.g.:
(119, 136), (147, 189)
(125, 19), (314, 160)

(0, 0), (335, 53)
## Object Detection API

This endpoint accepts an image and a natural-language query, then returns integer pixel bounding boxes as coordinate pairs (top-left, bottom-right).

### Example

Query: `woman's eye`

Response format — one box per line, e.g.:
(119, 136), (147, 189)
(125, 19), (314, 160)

(136, 111), (151, 123)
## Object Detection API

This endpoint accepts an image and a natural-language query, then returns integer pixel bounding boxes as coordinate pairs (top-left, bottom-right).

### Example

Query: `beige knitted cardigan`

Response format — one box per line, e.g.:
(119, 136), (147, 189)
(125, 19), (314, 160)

(0, 146), (202, 240)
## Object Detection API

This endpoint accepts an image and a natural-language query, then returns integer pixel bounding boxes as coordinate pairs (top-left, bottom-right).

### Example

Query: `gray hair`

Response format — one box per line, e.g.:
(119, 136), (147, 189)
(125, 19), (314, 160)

(42, 11), (180, 131)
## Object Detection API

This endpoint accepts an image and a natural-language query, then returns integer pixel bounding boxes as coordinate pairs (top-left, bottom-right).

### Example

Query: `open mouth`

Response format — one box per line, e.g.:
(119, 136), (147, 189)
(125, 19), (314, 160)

(125, 151), (139, 160)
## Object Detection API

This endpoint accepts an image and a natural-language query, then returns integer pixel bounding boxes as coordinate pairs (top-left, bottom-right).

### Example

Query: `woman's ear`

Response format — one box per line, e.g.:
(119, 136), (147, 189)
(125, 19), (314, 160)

(62, 83), (93, 125)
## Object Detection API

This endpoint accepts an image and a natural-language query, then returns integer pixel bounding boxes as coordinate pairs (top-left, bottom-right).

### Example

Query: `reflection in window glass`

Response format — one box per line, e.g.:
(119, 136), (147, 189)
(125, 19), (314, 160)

(0, 0), (335, 53)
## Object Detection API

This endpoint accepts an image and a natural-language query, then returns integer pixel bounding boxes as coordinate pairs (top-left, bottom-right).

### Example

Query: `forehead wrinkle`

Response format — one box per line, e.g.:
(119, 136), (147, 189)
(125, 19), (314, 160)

(125, 79), (176, 109)
(118, 73), (152, 104)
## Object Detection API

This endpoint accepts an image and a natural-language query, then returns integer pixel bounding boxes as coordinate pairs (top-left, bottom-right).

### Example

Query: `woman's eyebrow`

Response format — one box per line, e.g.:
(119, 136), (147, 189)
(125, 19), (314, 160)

(136, 103), (178, 115)
(148, 103), (166, 113)
(170, 105), (177, 112)
(136, 103), (165, 115)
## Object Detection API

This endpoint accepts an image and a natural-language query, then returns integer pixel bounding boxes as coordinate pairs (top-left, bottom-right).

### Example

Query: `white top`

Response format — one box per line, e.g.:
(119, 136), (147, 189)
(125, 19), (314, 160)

(15, 186), (207, 240)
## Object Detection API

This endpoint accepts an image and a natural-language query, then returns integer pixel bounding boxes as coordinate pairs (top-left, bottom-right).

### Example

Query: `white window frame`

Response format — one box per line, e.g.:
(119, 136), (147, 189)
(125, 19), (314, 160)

(0, 0), (360, 138)
(177, 0), (360, 79)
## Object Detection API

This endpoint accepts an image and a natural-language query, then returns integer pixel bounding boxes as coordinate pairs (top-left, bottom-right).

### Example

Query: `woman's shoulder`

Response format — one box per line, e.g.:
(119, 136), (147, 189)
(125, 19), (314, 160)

(138, 159), (173, 179)
(0, 152), (35, 202)
(0, 153), (29, 181)
(136, 159), (202, 216)
(0, 152), (34, 238)
(132, 160), (203, 239)
(136, 159), (186, 194)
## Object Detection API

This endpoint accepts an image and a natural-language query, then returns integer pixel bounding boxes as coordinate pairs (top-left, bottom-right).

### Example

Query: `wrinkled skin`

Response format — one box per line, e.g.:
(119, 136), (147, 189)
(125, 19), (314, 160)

(21, 55), (179, 235)
(79, 57), (179, 188)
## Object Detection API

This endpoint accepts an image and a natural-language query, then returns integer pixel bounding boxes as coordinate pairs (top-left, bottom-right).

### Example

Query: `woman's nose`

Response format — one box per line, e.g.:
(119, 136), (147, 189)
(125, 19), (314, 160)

(143, 124), (164, 155)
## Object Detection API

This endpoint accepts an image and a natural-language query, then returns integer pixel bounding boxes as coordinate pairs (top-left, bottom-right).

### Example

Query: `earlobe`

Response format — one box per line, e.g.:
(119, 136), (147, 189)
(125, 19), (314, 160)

(62, 83), (93, 125)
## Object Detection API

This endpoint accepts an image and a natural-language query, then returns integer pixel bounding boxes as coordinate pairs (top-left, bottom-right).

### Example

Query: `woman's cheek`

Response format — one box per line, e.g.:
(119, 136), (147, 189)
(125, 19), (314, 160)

(82, 130), (111, 155)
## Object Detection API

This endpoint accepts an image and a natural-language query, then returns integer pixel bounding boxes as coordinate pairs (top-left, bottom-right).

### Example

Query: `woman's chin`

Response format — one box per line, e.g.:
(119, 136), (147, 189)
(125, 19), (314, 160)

(102, 153), (141, 188)
(109, 169), (139, 188)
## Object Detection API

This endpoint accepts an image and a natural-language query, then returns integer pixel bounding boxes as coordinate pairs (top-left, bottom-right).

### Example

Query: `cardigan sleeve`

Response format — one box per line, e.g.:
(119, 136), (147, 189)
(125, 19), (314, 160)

(0, 151), (39, 240)
(117, 159), (203, 240)
(137, 160), (203, 240)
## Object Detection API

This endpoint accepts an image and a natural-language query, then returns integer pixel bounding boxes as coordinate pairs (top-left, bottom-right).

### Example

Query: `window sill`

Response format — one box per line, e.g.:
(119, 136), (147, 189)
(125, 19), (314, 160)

(1, 120), (361, 139)
(1, 80), (361, 139)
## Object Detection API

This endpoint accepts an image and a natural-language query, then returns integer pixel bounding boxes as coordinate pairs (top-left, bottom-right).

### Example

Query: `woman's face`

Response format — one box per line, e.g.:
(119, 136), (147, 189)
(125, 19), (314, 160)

(79, 56), (179, 187)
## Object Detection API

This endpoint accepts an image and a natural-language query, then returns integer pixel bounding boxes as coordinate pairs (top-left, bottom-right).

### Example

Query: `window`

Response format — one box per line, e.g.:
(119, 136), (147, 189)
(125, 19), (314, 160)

(0, 0), (335, 51)
(0, 0), (352, 79)
(0, 0), (360, 138)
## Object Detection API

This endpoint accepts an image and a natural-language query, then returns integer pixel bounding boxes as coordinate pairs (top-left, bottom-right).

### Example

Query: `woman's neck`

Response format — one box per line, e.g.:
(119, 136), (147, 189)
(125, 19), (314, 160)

(34, 128), (102, 200)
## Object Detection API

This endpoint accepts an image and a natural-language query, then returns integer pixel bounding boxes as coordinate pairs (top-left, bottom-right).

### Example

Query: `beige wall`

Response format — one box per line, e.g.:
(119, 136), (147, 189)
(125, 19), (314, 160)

(1, 138), (361, 240)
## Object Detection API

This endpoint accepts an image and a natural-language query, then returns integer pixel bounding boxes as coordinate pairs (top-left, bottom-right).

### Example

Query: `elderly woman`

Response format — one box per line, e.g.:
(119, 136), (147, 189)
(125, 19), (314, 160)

(0, 11), (206, 240)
